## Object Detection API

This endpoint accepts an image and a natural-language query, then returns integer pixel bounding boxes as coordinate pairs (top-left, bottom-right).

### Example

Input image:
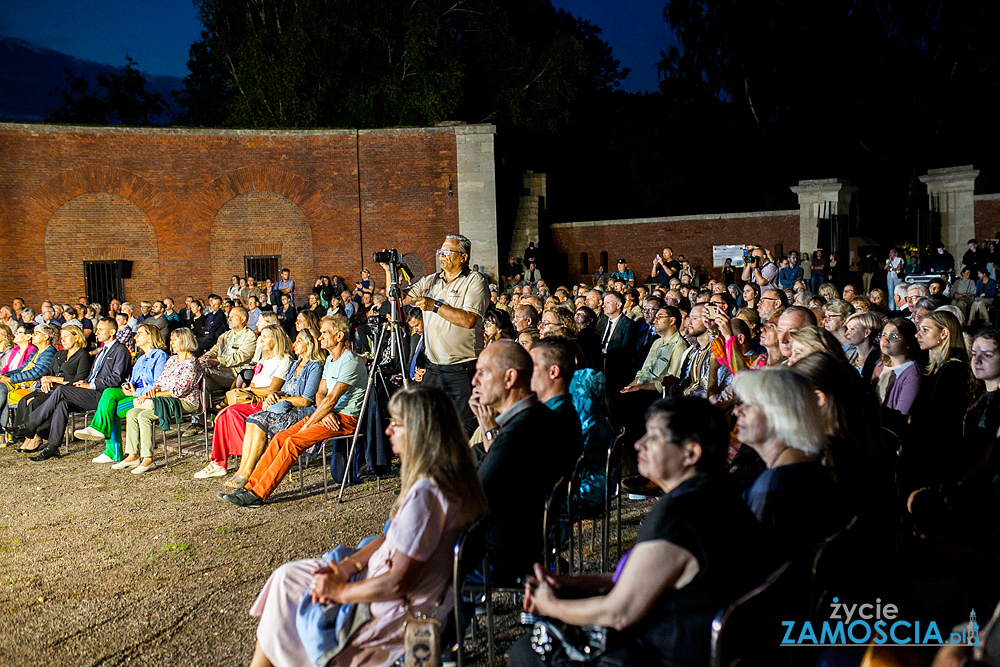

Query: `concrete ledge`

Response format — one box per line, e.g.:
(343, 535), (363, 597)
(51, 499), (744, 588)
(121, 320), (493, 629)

(975, 193), (1000, 201)
(550, 209), (799, 229)
(0, 122), (496, 138)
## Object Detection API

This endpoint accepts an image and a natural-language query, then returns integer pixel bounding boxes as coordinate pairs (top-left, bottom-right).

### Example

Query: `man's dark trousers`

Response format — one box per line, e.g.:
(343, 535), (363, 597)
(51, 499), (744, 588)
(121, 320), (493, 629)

(27, 385), (102, 451)
(423, 360), (476, 435)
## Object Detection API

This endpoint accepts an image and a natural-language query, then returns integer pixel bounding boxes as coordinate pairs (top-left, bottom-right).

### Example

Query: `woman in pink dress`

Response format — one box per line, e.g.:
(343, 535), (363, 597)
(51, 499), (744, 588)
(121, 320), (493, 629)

(249, 386), (489, 667)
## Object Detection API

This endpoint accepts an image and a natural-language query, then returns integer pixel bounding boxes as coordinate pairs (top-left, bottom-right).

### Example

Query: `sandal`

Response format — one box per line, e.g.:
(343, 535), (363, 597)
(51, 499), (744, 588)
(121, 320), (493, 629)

(224, 475), (248, 489)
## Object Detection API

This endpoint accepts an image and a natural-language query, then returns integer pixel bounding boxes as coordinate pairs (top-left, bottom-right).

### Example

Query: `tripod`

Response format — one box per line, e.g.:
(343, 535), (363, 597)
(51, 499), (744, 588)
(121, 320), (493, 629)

(338, 260), (410, 502)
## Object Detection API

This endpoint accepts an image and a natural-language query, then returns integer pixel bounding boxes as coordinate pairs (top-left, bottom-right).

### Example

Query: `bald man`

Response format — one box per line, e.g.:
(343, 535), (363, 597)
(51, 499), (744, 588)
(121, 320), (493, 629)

(469, 341), (576, 583)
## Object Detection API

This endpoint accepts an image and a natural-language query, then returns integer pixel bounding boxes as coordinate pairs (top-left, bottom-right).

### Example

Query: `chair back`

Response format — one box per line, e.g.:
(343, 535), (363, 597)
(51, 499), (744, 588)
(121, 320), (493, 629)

(542, 475), (568, 573)
(810, 515), (859, 618)
(453, 518), (488, 667)
(710, 559), (797, 667)
(604, 428), (626, 513)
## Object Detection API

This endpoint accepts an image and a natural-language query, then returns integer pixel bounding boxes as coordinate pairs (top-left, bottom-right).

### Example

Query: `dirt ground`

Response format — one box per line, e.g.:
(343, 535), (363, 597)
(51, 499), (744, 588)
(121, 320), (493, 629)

(0, 436), (650, 667)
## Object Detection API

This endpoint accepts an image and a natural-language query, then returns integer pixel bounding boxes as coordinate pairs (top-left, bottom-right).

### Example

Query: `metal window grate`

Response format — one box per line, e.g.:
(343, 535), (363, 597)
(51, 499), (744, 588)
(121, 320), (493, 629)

(84, 261), (125, 306)
(244, 255), (280, 284)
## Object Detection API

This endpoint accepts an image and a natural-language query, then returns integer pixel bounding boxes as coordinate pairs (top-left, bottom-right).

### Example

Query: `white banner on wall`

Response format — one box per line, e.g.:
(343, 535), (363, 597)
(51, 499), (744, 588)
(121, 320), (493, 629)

(713, 245), (746, 268)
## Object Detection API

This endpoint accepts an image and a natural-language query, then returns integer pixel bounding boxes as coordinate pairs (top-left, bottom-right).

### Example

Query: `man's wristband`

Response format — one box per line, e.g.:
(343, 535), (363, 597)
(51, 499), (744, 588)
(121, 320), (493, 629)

(484, 427), (500, 442)
(432, 300), (443, 313)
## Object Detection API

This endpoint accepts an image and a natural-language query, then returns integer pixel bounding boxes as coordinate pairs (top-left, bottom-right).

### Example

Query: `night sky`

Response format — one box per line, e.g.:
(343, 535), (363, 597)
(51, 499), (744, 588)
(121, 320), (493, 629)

(0, 0), (672, 93)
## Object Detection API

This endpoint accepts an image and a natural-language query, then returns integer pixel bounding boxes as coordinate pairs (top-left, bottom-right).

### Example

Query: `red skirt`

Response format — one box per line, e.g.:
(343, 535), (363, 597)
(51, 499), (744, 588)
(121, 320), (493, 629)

(210, 403), (263, 465)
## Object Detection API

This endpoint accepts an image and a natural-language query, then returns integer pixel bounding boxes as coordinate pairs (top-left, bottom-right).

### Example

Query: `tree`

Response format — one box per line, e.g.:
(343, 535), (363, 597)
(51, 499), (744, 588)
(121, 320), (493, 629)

(175, 0), (628, 131)
(46, 55), (168, 126)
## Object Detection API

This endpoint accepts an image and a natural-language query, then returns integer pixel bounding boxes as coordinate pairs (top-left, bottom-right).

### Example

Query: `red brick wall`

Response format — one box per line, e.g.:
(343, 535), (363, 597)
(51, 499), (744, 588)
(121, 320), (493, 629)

(976, 197), (1000, 242)
(0, 124), (459, 306)
(551, 213), (800, 285)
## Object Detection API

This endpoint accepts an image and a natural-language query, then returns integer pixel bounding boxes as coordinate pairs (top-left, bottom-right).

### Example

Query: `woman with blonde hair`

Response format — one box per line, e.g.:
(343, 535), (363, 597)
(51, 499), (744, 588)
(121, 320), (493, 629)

(203, 325), (294, 479)
(111, 327), (203, 474)
(786, 326), (848, 365)
(75, 323), (169, 461)
(196, 328), (327, 488)
(248, 386), (488, 667)
(0, 326), (15, 372)
(907, 310), (973, 487)
(843, 311), (883, 381)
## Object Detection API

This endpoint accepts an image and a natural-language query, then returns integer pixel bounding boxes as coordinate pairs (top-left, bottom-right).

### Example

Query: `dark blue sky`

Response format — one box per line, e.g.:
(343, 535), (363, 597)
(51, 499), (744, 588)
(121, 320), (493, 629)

(0, 0), (672, 93)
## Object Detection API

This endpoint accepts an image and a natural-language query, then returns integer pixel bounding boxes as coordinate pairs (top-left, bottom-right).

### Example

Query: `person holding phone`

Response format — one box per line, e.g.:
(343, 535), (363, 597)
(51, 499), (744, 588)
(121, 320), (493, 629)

(650, 247), (681, 287)
(74, 323), (169, 463)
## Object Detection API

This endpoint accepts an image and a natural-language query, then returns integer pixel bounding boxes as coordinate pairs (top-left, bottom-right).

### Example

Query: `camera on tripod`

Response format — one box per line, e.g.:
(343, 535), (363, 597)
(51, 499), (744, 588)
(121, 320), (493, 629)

(373, 249), (403, 264)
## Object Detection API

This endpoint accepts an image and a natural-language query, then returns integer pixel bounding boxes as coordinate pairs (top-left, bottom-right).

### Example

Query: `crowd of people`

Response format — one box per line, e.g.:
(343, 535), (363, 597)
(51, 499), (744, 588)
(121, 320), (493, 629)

(2, 236), (1000, 666)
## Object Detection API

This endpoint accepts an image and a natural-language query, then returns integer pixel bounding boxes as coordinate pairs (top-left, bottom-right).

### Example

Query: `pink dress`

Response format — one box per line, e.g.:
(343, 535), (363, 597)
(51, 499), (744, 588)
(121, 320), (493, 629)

(250, 478), (468, 667)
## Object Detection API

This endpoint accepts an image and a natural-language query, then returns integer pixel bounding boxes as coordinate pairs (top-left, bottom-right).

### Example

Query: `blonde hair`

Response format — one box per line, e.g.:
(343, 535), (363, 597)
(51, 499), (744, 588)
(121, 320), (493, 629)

(260, 324), (293, 360)
(170, 327), (198, 353)
(0, 325), (12, 352)
(387, 386), (489, 523)
(295, 328), (327, 362)
(922, 310), (967, 375)
(60, 324), (87, 351)
(137, 323), (167, 352)
(257, 311), (280, 329)
(733, 367), (826, 455)
(789, 326), (846, 362)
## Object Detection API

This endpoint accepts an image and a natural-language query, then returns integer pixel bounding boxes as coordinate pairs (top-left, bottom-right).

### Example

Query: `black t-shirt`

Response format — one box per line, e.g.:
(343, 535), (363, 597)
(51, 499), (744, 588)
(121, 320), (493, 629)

(629, 473), (774, 666)
(655, 261), (681, 286)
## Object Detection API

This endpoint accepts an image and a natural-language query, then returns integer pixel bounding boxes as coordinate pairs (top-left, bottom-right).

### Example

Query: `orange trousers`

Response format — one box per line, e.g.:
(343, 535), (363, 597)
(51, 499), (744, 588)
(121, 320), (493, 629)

(244, 413), (358, 500)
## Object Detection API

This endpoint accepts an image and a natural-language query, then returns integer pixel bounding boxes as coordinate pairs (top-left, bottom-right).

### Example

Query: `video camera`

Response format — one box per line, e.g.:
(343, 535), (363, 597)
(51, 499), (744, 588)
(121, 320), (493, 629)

(373, 248), (413, 283)
(373, 249), (403, 264)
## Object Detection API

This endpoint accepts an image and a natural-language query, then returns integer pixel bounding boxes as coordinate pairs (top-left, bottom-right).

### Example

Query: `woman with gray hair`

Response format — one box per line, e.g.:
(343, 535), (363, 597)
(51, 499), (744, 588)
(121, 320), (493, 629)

(733, 367), (844, 553)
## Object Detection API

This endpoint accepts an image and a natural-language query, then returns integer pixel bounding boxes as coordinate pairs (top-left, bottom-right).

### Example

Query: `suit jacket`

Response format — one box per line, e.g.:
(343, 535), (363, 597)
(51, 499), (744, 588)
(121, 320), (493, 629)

(200, 309), (228, 341)
(595, 315), (640, 391)
(92, 341), (133, 392)
(406, 333), (426, 379)
(476, 399), (577, 582)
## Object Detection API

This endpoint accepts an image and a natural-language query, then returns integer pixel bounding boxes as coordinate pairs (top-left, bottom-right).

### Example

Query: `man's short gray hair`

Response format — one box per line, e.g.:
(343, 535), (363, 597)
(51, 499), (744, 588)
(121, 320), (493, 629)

(445, 234), (472, 258)
(893, 282), (911, 300)
(906, 283), (929, 298)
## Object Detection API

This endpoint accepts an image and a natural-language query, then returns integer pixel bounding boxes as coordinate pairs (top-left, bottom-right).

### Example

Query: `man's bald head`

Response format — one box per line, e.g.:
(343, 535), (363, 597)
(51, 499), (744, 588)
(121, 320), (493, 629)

(484, 340), (533, 389)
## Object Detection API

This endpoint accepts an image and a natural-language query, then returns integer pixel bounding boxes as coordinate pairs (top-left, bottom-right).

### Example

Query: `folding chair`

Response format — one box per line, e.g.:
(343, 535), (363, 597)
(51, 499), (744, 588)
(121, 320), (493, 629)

(452, 519), (488, 667)
(294, 433), (355, 501)
(601, 429), (626, 572)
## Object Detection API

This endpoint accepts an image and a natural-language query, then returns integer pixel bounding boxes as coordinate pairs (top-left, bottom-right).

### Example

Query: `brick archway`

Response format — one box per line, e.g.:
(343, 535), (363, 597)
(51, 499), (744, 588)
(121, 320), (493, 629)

(44, 193), (160, 303)
(210, 192), (315, 298)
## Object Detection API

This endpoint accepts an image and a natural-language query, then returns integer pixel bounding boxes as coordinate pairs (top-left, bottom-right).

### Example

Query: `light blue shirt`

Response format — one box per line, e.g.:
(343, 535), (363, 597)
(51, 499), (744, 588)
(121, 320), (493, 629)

(129, 348), (168, 397)
(321, 350), (368, 418)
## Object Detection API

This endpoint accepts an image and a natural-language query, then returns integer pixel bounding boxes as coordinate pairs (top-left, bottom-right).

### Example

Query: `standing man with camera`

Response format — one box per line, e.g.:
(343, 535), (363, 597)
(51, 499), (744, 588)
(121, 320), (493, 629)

(741, 244), (780, 294)
(380, 234), (490, 434)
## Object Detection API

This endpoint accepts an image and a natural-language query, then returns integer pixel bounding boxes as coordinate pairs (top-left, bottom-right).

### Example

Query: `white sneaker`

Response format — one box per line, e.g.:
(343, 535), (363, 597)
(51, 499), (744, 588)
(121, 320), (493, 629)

(92, 453), (114, 464)
(76, 427), (106, 442)
(132, 462), (156, 475)
(112, 458), (141, 470)
(193, 462), (228, 479)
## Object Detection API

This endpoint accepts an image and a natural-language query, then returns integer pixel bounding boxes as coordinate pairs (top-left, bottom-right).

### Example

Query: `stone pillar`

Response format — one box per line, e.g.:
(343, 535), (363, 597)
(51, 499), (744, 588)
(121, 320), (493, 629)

(510, 171), (546, 259)
(455, 125), (499, 281)
(790, 178), (857, 254)
(919, 166), (979, 255)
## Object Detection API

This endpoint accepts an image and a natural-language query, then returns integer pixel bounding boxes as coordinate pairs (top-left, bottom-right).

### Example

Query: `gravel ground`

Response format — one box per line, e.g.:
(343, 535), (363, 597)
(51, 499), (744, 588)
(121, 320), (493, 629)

(0, 436), (650, 667)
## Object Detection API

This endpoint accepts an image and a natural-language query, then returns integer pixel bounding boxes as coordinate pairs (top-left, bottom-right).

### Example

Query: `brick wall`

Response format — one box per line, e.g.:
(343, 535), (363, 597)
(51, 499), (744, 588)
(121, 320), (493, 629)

(975, 195), (1000, 241)
(0, 123), (468, 306)
(551, 211), (800, 285)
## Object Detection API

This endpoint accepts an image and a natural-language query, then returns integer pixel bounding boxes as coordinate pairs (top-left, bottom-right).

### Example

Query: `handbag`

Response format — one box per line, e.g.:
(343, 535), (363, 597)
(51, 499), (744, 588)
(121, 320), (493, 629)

(529, 617), (610, 664)
(225, 387), (261, 406)
(402, 597), (444, 667)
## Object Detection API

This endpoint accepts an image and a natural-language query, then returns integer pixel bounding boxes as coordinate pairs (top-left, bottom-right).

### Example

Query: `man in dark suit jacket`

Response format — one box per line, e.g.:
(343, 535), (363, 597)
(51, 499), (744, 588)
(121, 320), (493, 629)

(405, 309), (427, 382)
(470, 341), (575, 584)
(594, 291), (640, 393)
(195, 295), (229, 356)
(19, 318), (132, 461)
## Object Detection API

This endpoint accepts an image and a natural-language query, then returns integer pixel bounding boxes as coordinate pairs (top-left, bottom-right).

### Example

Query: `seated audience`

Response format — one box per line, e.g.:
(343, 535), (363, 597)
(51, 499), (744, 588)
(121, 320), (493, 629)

(733, 367), (846, 554)
(195, 328), (322, 489)
(0, 324), (57, 429)
(872, 318), (922, 429)
(13, 318), (131, 461)
(483, 309), (516, 346)
(110, 328), (204, 474)
(248, 386), (485, 667)
(203, 324), (294, 479)
(197, 306), (257, 393)
(508, 396), (774, 667)
(843, 311), (883, 381)
(469, 340), (573, 583)
(73, 323), (169, 462)
(0, 323), (37, 376)
(9, 326), (91, 450)
(217, 315), (367, 508)
(787, 326), (848, 365)
(571, 368), (616, 515)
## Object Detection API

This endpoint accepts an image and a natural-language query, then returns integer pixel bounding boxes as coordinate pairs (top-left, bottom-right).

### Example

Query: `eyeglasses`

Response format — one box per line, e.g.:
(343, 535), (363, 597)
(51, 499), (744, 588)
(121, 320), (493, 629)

(436, 248), (465, 257)
(876, 333), (900, 341)
(760, 297), (781, 303)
